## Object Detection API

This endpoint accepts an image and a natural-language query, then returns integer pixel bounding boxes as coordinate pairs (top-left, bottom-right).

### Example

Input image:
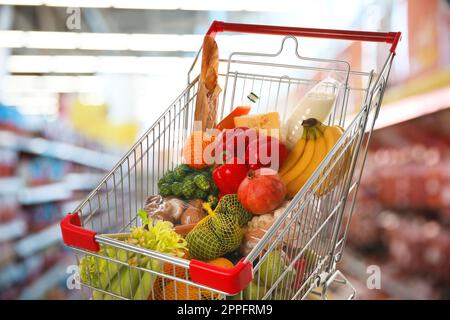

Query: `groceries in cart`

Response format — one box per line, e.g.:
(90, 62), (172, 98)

(76, 54), (348, 300)
(76, 83), (349, 299)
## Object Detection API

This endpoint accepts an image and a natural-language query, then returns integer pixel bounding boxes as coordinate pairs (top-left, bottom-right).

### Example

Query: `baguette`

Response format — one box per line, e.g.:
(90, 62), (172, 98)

(194, 35), (221, 130)
(201, 35), (219, 92)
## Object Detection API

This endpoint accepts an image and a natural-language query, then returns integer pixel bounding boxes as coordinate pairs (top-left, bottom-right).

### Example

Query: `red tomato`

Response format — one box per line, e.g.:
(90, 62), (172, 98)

(214, 127), (258, 163)
(246, 135), (288, 171)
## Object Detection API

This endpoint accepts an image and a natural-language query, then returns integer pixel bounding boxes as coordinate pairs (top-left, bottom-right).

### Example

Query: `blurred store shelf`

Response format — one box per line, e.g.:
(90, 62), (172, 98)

(0, 130), (119, 171)
(343, 107), (450, 299)
(0, 255), (43, 292)
(0, 218), (27, 242)
(17, 173), (104, 205)
(14, 222), (61, 258)
(0, 176), (21, 195)
(64, 172), (106, 191)
(0, 122), (106, 299)
(19, 182), (72, 205)
(19, 259), (69, 300)
(375, 85), (450, 130)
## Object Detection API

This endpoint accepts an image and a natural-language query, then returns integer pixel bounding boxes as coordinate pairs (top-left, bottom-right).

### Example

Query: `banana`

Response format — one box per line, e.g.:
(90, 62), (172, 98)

(281, 128), (316, 185)
(286, 128), (327, 198)
(281, 118), (349, 199)
(279, 128), (308, 176)
(315, 125), (343, 196)
(322, 125), (342, 151)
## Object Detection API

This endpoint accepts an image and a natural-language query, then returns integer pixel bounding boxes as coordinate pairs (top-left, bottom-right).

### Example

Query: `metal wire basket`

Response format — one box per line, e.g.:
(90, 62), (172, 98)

(61, 21), (400, 300)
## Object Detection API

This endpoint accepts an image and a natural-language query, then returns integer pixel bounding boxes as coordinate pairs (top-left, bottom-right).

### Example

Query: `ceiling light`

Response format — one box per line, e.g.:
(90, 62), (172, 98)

(6, 55), (193, 74)
(25, 31), (78, 49)
(0, 0), (309, 11)
(0, 30), (204, 51)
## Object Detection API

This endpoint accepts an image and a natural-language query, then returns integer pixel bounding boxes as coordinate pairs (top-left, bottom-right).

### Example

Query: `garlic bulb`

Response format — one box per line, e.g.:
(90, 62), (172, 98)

(273, 200), (290, 220)
(247, 214), (275, 230)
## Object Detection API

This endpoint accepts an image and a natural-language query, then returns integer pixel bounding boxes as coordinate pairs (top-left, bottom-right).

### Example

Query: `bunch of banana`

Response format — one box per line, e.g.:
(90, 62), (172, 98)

(279, 118), (347, 198)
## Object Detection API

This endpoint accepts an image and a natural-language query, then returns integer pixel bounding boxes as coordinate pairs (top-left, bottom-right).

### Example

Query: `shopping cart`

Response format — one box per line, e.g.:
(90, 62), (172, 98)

(61, 21), (400, 300)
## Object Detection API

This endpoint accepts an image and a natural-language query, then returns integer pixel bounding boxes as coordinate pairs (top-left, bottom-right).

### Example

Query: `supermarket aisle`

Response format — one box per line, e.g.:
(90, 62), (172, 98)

(0, 101), (122, 299)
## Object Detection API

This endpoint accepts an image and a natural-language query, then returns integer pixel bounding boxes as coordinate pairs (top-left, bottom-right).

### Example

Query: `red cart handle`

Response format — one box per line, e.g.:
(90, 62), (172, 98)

(190, 258), (253, 295)
(60, 213), (100, 252)
(207, 20), (401, 54)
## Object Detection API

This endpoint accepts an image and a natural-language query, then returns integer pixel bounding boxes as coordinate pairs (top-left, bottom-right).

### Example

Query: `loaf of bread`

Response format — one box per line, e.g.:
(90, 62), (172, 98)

(194, 35), (221, 130)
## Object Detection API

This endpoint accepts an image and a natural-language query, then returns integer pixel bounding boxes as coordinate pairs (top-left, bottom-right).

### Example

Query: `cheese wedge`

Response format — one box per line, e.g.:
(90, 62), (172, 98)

(234, 112), (280, 138)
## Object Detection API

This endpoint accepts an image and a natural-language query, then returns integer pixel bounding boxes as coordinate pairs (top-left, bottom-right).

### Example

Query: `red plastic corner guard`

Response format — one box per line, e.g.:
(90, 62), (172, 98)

(189, 258), (253, 295)
(206, 20), (401, 55)
(60, 213), (100, 252)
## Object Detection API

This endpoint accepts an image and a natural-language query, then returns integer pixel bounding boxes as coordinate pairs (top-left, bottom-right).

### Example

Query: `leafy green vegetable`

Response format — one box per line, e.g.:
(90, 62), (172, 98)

(182, 179), (196, 198)
(137, 208), (149, 226)
(183, 173), (196, 183)
(194, 188), (208, 200)
(105, 262), (141, 300)
(171, 182), (183, 197)
(159, 183), (172, 197)
(174, 164), (190, 181)
(163, 171), (176, 184)
(128, 219), (187, 257)
(194, 174), (210, 191)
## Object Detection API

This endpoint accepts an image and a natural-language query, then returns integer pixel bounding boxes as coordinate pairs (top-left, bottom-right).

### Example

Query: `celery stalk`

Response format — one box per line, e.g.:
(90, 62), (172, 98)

(133, 260), (162, 300)
(102, 253), (152, 300)
(79, 246), (125, 299)
(92, 290), (104, 300)
(105, 264), (142, 300)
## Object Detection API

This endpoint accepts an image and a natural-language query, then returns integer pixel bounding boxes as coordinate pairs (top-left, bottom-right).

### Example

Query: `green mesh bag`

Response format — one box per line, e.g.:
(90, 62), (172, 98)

(216, 194), (253, 227)
(186, 194), (252, 261)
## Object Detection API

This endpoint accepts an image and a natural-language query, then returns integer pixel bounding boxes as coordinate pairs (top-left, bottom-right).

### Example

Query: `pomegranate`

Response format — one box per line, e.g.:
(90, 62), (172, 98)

(237, 169), (286, 215)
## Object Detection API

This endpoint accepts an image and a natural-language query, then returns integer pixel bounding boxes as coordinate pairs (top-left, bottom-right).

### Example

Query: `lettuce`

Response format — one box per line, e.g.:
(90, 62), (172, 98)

(130, 209), (187, 257)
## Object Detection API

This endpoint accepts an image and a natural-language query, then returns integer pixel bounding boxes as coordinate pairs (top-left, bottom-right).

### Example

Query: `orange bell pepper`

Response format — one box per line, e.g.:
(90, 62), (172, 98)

(216, 106), (251, 130)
